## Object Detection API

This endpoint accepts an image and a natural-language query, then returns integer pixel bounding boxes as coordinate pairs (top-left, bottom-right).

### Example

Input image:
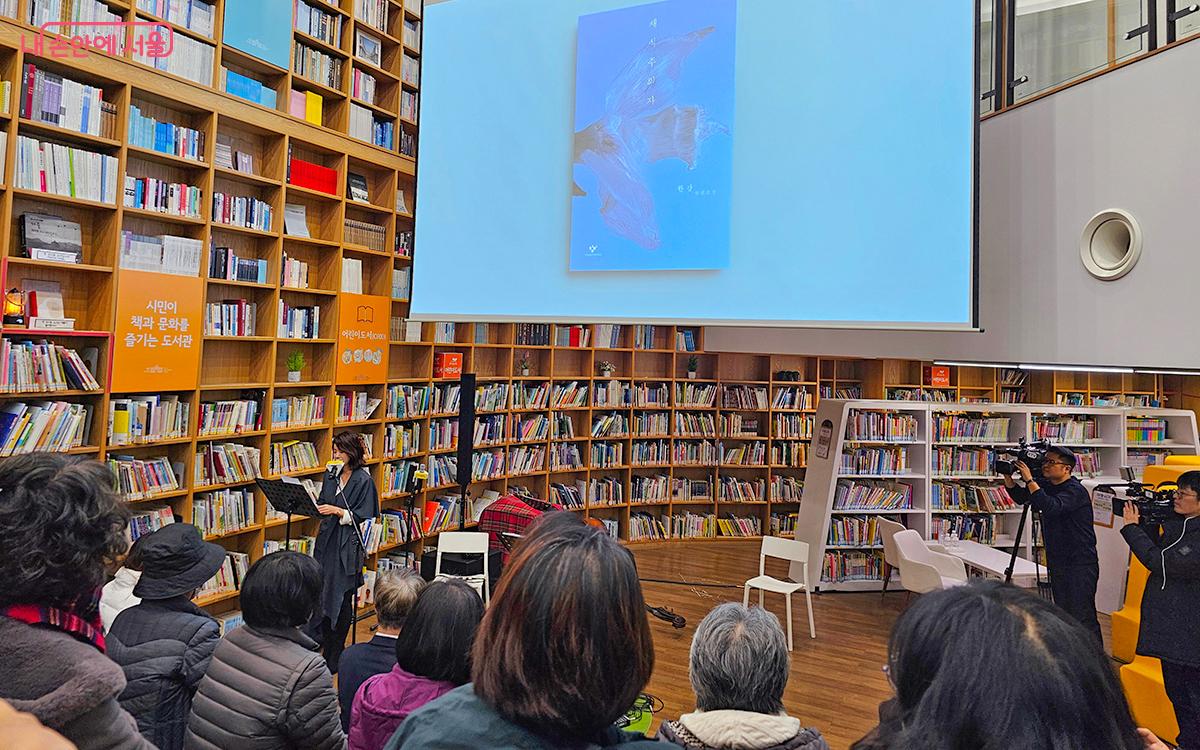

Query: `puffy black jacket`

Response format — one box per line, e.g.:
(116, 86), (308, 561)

(186, 623), (346, 750)
(1123, 515), (1200, 667)
(107, 595), (220, 750)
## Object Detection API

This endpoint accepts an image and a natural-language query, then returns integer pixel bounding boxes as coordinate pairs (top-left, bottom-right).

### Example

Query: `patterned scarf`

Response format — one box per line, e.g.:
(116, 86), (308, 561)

(0, 588), (106, 652)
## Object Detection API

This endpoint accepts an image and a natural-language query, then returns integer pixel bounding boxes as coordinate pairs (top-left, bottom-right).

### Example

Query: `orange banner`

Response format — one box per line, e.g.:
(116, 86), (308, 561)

(112, 269), (203, 392)
(336, 293), (389, 384)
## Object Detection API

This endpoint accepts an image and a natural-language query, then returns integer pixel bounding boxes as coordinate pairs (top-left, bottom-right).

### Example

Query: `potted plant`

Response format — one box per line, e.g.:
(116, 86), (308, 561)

(686, 356), (699, 380)
(286, 350), (305, 382)
(597, 360), (616, 378)
(517, 352), (532, 377)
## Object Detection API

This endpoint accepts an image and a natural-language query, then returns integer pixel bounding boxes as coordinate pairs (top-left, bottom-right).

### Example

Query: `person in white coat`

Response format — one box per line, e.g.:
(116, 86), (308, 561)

(100, 534), (148, 631)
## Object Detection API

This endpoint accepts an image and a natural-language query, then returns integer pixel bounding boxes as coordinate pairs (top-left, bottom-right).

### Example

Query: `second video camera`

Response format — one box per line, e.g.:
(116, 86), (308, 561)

(1103, 467), (1179, 526)
(994, 439), (1052, 478)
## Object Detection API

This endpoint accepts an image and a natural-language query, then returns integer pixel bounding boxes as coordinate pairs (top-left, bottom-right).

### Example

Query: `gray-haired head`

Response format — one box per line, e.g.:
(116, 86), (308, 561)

(689, 603), (789, 715)
(374, 567), (426, 630)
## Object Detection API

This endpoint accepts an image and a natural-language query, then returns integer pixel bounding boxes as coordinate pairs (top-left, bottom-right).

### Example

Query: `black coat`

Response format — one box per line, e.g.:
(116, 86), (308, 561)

(1010, 477), (1098, 568)
(1122, 516), (1200, 667)
(337, 634), (398, 732)
(313, 467), (379, 624)
(106, 595), (220, 750)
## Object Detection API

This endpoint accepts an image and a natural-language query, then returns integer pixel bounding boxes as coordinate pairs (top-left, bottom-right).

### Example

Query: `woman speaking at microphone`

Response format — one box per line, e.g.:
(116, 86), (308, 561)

(307, 431), (379, 673)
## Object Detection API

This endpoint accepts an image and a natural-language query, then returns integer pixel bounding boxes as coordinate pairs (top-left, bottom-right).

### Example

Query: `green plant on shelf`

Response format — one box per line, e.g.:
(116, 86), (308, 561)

(687, 356), (699, 379)
(597, 360), (616, 377)
(286, 350), (306, 382)
(517, 352), (532, 376)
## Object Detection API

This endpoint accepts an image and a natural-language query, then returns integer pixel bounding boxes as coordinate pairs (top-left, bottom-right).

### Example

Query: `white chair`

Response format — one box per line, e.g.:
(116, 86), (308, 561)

(876, 518), (907, 597)
(434, 531), (490, 604)
(891, 529), (968, 595)
(743, 536), (815, 649)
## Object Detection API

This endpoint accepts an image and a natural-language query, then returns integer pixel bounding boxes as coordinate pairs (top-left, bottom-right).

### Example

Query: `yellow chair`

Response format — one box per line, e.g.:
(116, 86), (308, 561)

(1115, 463), (1191, 746)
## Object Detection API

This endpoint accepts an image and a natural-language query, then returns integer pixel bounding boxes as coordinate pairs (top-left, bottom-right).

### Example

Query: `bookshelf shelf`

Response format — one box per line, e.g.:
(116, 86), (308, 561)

(12, 189), (117, 210)
(207, 278), (276, 291)
(123, 207), (207, 226)
(4, 258), (113, 274)
(293, 30), (349, 60)
(17, 118), (123, 149)
(214, 166), (282, 188)
(286, 183), (340, 202)
(212, 222), (280, 239)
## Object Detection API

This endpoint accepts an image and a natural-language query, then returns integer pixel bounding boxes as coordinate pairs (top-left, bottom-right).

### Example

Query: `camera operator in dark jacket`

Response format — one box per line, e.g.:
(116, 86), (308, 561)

(1004, 445), (1102, 643)
(1121, 470), (1200, 750)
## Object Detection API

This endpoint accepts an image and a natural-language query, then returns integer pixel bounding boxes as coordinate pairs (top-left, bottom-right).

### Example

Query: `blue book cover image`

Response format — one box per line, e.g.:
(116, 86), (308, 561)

(570, 0), (736, 272)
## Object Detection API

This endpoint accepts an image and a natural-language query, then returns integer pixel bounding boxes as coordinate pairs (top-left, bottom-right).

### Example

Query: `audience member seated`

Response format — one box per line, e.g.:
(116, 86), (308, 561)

(186, 551), (346, 750)
(851, 579), (1148, 750)
(338, 568), (426, 732)
(657, 603), (828, 750)
(107, 523), (225, 750)
(100, 533), (148, 632)
(387, 512), (663, 749)
(349, 578), (483, 750)
(0, 454), (152, 749)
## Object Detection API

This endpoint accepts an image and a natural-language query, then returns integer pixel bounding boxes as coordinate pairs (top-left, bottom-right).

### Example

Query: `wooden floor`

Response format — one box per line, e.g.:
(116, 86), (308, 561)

(354, 539), (1114, 750)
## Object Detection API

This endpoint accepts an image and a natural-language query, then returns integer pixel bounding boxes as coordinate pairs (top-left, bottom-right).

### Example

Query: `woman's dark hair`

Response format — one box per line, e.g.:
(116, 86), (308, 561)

(241, 551), (323, 628)
(0, 454), (130, 610)
(394, 578), (483, 685)
(472, 511), (654, 745)
(332, 431), (366, 471)
(1176, 470), (1200, 496)
(852, 580), (1142, 750)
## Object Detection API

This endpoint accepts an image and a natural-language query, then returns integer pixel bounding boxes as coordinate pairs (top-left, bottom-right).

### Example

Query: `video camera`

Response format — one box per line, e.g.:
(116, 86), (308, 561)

(994, 438), (1052, 478)
(1097, 467), (1179, 526)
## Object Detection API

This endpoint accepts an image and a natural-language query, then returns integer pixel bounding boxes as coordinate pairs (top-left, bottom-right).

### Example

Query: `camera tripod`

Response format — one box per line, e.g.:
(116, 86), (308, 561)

(1004, 497), (1052, 600)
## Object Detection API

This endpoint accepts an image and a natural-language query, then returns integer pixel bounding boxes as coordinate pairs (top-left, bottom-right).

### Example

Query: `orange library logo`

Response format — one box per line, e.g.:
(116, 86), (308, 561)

(22, 21), (174, 59)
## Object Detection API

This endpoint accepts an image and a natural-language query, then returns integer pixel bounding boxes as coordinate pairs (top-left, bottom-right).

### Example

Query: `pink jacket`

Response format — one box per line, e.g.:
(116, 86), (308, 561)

(348, 664), (456, 750)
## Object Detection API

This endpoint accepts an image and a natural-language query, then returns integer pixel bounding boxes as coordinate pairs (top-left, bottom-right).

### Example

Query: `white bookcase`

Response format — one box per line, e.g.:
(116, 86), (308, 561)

(794, 400), (1198, 592)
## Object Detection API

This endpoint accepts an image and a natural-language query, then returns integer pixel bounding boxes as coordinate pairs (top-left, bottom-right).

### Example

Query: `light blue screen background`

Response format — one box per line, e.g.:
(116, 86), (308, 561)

(413, 0), (975, 325)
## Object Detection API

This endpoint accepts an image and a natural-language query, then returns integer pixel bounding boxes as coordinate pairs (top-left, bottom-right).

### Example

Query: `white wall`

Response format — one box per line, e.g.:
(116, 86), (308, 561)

(707, 40), (1200, 368)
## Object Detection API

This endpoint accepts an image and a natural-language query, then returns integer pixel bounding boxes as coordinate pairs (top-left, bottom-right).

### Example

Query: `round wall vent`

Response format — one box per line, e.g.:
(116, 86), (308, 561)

(1080, 209), (1142, 281)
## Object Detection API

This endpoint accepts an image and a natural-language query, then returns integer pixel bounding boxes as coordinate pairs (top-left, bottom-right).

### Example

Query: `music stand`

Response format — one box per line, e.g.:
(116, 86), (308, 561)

(256, 477), (321, 550)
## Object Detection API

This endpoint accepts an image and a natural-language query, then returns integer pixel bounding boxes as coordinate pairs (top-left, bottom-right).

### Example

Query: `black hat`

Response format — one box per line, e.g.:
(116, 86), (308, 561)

(1045, 444), (1076, 467)
(132, 523), (228, 600)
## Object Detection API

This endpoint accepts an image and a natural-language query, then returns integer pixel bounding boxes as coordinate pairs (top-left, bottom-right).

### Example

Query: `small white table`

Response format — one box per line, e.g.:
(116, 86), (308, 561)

(944, 539), (1048, 588)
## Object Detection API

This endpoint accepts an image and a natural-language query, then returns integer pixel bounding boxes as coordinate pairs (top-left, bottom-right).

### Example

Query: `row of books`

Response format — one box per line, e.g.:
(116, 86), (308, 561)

(631, 474), (669, 503)
(1127, 417), (1168, 443)
(676, 329), (698, 352)
(508, 445), (545, 476)
(16, 137), (119, 203)
(674, 439), (719, 466)
(592, 380), (631, 407)
(204, 299), (258, 337)
(211, 247), (269, 285)
(635, 412), (670, 436)
(264, 536), (316, 556)
(428, 417), (457, 451)
(295, 0), (341, 45)
(214, 134), (254, 174)
(197, 552), (250, 599)
(471, 449), (505, 481)
(109, 395), (188, 445)
(195, 443), (261, 487)
(887, 387), (956, 402)
(846, 411), (919, 442)
(771, 511), (798, 537)
(120, 231), (203, 277)
(0, 340), (100, 393)
(427, 454), (457, 487)
(288, 88), (324, 127)
(931, 515), (1000, 545)
(1032, 417), (1098, 443)
(199, 398), (262, 435)
(931, 482), (1015, 512)
(138, 0), (215, 37)
(720, 414), (760, 437)
(294, 42), (342, 89)
(392, 268), (411, 299)
(272, 394), (326, 428)
(109, 455), (181, 500)
(193, 487), (255, 537)
(213, 192), (273, 232)
(21, 64), (118, 138)
(932, 416), (1011, 443)
(827, 515), (881, 547)
(771, 387), (814, 411)
(774, 413), (814, 439)
(344, 218), (387, 251)
(0, 400), (93, 455)
(550, 443), (584, 471)
(715, 514), (762, 537)
(269, 440), (320, 474)
(833, 479), (913, 511)
(475, 383), (509, 412)
(772, 476), (804, 503)
(278, 301), (321, 339)
(822, 551), (883, 582)
(128, 104), (205, 161)
(512, 414), (549, 442)
(721, 385), (767, 410)
(630, 512), (668, 541)
(931, 447), (995, 476)
(124, 176), (202, 218)
(400, 90), (418, 121)
(401, 54), (420, 87)
(676, 383), (717, 407)
(382, 460), (420, 496)
(771, 441), (807, 468)
(222, 68), (278, 109)
(349, 104), (394, 149)
(551, 382), (588, 408)
(590, 441), (624, 468)
(820, 385), (863, 399)
(336, 391), (383, 422)
(591, 413), (628, 438)
(129, 505), (175, 541)
(351, 68), (378, 105)
(840, 444), (902, 472)
(474, 414), (505, 445)
(721, 442), (767, 466)
(135, 32), (214, 86)
(718, 477), (765, 503)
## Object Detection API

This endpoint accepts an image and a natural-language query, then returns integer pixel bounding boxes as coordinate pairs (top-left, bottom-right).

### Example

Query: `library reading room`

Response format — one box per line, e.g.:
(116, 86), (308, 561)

(0, 1), (1197, 749)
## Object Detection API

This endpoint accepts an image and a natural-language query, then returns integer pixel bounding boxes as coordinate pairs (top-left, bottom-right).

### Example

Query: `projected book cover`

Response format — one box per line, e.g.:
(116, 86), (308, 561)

(570, 0), (736, 272)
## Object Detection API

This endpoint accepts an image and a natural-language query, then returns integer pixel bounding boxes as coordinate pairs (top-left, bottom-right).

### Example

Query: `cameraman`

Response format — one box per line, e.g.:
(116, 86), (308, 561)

(1122, 470), (1200, 750)
(1003, 445), (1102, 643)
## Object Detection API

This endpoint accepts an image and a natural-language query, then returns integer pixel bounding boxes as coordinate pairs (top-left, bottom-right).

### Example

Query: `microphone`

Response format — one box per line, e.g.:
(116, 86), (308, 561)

(326, 460), (344, 478)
